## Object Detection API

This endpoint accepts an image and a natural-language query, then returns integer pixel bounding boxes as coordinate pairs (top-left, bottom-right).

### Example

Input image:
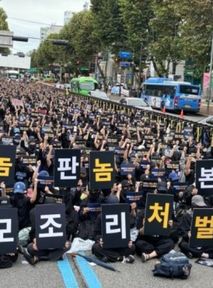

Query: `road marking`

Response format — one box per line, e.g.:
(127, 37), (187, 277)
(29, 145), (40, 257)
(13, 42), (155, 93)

(57, 255), (79, 288)
(75, 255), (102, 288)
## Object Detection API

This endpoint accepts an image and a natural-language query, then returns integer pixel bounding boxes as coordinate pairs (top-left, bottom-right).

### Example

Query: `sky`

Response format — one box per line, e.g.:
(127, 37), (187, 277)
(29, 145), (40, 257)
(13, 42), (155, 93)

(0, 0), (90, 53)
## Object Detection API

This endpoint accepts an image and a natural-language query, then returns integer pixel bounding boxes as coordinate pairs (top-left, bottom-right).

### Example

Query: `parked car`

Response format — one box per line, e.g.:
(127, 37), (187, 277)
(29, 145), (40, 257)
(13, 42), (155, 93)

(119, 97), (153, 111)
(89, 89), (109, 100)
(111, 83), (129, 97)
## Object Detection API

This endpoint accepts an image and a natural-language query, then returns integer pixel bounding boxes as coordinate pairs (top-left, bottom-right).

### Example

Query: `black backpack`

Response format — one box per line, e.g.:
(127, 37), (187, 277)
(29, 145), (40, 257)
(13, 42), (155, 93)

(153, 251), (192, 279)
(0, 255), (14, 269)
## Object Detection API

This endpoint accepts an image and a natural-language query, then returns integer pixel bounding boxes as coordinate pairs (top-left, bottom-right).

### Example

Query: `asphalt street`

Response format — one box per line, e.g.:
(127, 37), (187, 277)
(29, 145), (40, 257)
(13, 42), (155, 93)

(109, 94), (209, 123)
(0, 251), (212, 288)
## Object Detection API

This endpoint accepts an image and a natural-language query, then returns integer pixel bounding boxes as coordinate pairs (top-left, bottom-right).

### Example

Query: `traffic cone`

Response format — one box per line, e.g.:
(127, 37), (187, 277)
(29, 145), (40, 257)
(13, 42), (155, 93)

(162, 106), (166, 113)
(179, 109), (184, 119)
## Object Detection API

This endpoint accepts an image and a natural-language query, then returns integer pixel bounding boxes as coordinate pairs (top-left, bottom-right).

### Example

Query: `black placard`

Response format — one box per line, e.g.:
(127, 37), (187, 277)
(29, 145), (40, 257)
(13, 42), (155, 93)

(54, 149), (81, 187)
(196, 160), (213, 196)
(35, 204), (66, 250)
(144, 194), (173, 236)
(120, 163), (135, 176)
(0, 145), (16, 187)
(190, 208), (213, 248)
(90, 152), (115, 190)
(0, 208), (18, 254)
(102, 204), (130, 249)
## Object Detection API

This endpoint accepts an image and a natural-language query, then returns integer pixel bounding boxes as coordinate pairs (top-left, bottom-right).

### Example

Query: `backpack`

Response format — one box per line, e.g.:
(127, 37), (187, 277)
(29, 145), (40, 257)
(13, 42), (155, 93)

(153, 251), (192, 279)
(0, 254), (18, 269)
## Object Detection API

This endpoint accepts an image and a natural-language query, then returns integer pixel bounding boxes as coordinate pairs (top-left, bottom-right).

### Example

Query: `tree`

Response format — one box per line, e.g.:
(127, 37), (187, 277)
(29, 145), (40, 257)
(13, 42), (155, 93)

(148, 0), (183, 76)
(91, 0), (127, 51)
(60, 11), (98, 68)
(0, 8), (10, 55)
(175, 0), (213, 78)
(119, 0), (183, 77)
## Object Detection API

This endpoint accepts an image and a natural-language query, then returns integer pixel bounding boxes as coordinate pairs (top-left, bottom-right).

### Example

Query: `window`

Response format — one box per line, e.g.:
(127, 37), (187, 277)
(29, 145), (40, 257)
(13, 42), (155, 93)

(180, 85), (199, 95)
(79, 82), (95, 91)
(144, 85), (176, 98)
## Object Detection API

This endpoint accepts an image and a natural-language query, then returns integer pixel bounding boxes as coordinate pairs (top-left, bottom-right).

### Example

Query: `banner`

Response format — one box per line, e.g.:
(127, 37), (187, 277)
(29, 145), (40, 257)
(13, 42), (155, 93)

(190, 208), (213, 248)
(54, 149), (81, 187)
(144, 194), (173, 236)
(0, 208), (18, 254)
(35, 204), (66, 250)
(120, 163), (135, 176)
(102, 204), (130, 249)
(196, 160), (213, 196)
(0, 145), (16, 187)
(125, 191), (143, 204)
(89, 152), (115, 190)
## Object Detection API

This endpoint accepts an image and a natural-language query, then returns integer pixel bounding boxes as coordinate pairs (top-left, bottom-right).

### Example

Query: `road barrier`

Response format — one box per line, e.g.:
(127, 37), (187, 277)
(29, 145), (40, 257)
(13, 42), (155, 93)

(42, 82), (213, 142)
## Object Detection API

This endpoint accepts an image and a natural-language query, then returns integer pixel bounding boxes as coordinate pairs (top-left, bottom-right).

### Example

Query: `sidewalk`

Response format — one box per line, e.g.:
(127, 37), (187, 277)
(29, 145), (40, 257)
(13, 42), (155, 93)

(200, 101), (213, 115)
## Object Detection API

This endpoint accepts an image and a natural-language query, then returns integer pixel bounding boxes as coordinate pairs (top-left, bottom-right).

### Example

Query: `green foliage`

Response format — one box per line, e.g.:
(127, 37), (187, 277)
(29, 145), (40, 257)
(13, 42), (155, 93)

(0, 8), (10, 55)
(32, 1), (213, 80)
(91, 0), (127, 51)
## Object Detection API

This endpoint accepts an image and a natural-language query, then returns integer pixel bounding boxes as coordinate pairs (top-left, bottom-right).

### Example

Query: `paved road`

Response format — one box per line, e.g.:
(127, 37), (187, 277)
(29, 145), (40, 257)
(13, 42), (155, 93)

(109, 94), (211, 123)
(0, 251), (212, 288)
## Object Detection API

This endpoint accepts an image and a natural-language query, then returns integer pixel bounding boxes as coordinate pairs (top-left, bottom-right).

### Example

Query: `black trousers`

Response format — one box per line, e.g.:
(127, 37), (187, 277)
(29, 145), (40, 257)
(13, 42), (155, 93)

(135, 237), (174, 257)
(92, 243), (135, 262)
(27, 243), (70, 261)
(179, 240), (213, 259)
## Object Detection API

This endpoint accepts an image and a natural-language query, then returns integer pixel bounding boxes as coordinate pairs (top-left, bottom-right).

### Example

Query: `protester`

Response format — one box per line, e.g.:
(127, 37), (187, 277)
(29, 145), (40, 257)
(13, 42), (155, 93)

(0, 78), (212, 270)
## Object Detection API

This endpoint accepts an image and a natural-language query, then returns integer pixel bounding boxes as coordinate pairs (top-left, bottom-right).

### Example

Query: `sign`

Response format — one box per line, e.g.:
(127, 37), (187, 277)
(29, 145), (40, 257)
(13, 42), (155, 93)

(120, 163), (135, 176)
(118, 51), (133, 60)
(196, 160), (213, 196)
(203, 72), (213, 91)
(0, 145), (16, 187)
(144, 194), (173, 236)
(102, 204), (130, 249)
(89, 152), (115, 190)
(35, 204), (66, 250)
(120, 62), (131, 68)
(0, 208), (18, 254)
(125, 192), (143, 204)
(54, 149), (81, 187)
(11, 98), (24, 108)
(190, 208), (213, 248)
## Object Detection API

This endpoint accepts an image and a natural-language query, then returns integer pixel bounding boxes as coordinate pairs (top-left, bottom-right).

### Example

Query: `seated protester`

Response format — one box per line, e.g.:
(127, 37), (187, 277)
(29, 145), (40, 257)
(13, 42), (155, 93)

(15, 157), (33, 187)
(70, 179), (87, 207)
(63, 189), (79, 241)
(182, 184), (198, 208)
(121, 173), (135, 193)
(168, 169), (179, 183)
(92, 196), (135, 264)
(76, 190), (102, 240)
(0, 197), (19, 268)
(135, 211), (174, 263)
(140, 167), (150, 181)
(10, 180), (37, 231)
(178, 195), (213, 259)
(23, 198), (71, 266)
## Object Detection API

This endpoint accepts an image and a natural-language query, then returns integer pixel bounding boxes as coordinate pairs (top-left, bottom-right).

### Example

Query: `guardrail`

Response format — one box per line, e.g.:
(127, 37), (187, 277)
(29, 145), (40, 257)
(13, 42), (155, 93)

(41, 82), (213, 141)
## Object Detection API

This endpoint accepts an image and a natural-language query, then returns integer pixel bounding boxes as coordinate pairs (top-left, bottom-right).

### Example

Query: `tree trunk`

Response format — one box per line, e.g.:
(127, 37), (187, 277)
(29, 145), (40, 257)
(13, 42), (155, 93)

(97, 61), (108, 92)
(172, 62), (177, 75)
(151, 58), (163, 77)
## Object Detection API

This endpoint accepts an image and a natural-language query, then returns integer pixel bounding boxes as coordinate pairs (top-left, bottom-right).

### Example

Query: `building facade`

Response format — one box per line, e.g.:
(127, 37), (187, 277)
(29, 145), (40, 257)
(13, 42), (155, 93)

(40, 25), (63, 42)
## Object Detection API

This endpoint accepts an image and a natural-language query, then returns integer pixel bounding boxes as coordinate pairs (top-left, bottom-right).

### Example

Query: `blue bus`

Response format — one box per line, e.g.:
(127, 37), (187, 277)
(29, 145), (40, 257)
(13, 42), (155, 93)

(141, 78), (201, 112)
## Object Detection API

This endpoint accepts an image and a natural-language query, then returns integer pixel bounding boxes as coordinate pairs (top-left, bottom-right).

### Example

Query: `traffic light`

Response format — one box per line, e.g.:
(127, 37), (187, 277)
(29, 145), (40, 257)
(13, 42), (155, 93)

(50, 39), (69, 46)
(12, 36), (28, 42)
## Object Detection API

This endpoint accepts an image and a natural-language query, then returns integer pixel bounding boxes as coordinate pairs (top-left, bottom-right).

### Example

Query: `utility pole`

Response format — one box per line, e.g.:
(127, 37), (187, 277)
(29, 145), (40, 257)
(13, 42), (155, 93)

(207, 34), (213, 115)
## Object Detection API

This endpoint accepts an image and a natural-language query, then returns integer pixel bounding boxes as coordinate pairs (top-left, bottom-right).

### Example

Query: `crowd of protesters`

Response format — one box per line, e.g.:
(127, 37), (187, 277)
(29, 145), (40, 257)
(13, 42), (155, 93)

(0, 78), (213, 267)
